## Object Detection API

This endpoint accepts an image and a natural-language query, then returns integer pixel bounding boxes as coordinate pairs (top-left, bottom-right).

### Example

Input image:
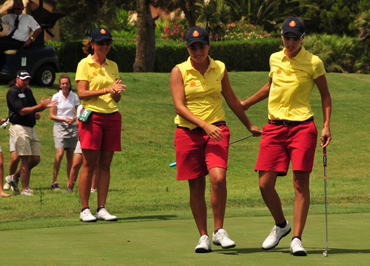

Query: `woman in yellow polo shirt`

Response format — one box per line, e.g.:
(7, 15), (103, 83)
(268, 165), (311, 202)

(75, 27), (126, 222)
(170, 26), (262, 253)
(241, 17), (332, 256)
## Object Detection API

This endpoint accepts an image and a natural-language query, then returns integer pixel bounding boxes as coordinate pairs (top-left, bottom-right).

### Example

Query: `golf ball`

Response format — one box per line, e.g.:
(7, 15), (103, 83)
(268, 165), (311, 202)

(323, 251), (328, 257)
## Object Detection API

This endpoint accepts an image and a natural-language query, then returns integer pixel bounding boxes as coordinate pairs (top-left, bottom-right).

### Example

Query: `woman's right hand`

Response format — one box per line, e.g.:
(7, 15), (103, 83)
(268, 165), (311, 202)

(247, 125), (262, 137)
(203, 123), (224, 142)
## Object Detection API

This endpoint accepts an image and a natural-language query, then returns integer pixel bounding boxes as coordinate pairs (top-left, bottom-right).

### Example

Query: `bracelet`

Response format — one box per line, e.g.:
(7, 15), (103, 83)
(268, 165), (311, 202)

(103, 88), (107, 94)
(201, 121), (207, 129)
(323, 125), (330, 128)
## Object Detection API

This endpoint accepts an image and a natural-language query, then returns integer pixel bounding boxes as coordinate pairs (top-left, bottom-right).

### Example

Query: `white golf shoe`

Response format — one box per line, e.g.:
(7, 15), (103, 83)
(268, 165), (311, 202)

(80, 209), (97, 222)
(195, 235), (212, 253)
(96, 208), (117, 221)
(212, 229), (236, 249)
(290, 238), (307, 256)
(262, 221), (291, 250)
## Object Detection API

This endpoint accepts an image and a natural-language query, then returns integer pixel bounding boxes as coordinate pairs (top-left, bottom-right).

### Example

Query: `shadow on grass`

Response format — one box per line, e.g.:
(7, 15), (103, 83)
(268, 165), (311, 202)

(215, 247), (370, 255)
(117, 215), (177, 221)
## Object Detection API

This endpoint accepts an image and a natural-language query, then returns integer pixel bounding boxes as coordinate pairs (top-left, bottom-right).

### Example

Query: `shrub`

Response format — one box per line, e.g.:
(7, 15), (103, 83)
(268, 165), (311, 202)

(221, 21), (271, 41)
(161, 17), (189, 42)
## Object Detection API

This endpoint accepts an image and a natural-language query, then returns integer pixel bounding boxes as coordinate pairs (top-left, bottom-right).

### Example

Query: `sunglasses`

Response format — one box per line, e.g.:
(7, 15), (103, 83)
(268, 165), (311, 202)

(96, 40), (113, 46)
(283, 33), (305, 41)
(13, 8), (23, 11)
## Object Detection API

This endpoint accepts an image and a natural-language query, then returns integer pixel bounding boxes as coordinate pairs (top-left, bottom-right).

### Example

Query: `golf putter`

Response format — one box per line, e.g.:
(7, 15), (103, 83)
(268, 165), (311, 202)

(169, 135), (253, 167)
(323, 147), (329, 257)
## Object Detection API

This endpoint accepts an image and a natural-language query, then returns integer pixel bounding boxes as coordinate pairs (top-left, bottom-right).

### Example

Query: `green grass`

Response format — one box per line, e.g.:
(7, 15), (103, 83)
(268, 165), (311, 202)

(0, 72), (369, 264)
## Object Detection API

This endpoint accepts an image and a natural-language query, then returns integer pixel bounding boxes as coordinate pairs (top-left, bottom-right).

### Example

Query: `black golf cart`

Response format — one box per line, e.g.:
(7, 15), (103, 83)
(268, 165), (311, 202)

(0, 0), (63, 86)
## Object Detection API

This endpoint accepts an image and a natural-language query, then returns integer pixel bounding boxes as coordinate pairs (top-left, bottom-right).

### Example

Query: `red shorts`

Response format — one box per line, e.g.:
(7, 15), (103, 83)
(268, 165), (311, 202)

(174, 125), (230, 180)
(79, 112), (122, 151)
(255, 121), (317, 176)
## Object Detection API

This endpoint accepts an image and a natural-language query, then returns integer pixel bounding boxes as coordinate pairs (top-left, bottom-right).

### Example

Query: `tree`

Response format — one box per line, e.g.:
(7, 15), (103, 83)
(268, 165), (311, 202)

(134, 0), (147, 72)
(299, 0), (370, 36)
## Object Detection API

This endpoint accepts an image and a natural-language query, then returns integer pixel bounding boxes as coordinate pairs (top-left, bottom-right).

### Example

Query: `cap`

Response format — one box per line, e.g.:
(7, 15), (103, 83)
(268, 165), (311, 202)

(281, 17), (305, 36)
(13, 1), (24, 8)
(16, 70), (32, 80)
(90, 27), (112, 42)
(186, 27), (209, 46)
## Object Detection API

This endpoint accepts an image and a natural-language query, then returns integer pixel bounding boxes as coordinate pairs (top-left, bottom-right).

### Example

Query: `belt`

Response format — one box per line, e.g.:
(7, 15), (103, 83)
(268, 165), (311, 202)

(268, 117), (313, 126)
(97, 111), (118, 115)
(177, 121), (226, 131)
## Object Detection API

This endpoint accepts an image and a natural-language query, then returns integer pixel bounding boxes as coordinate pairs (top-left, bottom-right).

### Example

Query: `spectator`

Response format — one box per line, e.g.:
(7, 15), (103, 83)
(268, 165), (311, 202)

(6, 70), (57, 196)
(63, 105), (97, 194)
(49, 74), (80, 190)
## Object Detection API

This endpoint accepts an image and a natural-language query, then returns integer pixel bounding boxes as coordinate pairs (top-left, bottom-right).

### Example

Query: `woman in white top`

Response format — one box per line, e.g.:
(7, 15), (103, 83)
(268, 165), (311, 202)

(49, 74), (80, 190)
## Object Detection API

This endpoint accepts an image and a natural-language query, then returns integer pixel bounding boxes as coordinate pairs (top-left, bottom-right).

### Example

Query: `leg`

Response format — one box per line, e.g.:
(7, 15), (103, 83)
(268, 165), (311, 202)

(208, 167), (227, 230)
(65, 148), (74, 181)
(19, 155), (40, 191)
(292, 171), (310, 238)
(53, 148), (65, 183)
(188, 176), (207, 236)
(259, 171), (285, 224)
(9, 151), (20, 179)
(96, 151), (114, 208)
(0, 152), (11, 197)
(79, 149), (99, 208)
(68, 153), (82, 190)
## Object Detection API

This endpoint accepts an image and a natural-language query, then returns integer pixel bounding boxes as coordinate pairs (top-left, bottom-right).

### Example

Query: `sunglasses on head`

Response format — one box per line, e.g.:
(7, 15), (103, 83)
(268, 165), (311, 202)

(283, 33), (305, 41)
(96, 40), (113, 46)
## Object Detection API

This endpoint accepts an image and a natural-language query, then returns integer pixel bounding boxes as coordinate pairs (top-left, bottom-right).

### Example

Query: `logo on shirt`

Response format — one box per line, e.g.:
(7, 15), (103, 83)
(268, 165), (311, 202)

(93, 72), (97, 76)
(190, 80), (196, 87)
(276, 68), (281, 74)
(18, 93), (26, 98)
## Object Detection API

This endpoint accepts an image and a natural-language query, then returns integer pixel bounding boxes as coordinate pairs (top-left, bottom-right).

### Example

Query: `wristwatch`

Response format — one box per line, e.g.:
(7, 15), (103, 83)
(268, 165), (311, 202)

(30, 37), (34, 41)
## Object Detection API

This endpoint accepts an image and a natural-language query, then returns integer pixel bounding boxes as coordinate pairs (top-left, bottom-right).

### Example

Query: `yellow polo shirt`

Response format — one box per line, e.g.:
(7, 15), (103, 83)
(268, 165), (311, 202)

(75, 54), (120, 113)
(175, 56), (225, 130)
(268, 46), (326, 121)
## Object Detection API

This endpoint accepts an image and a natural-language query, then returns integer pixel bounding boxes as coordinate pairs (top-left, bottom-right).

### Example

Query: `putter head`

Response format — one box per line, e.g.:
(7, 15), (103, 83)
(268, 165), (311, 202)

(323, 250), (328, 257)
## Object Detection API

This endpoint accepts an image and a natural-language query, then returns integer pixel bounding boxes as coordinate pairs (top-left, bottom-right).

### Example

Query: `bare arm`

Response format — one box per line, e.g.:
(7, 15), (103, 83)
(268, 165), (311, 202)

(170, 66), (224, 142)
(19, 97), (57, 116)
(315, 74), (332, 148)
(77, 79), (126, 102)
(241, 78), (272, 110)
(221, 70), (262, 136)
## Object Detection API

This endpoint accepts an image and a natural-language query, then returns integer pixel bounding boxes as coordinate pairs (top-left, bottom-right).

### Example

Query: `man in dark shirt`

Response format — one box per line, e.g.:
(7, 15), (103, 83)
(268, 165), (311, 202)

(6, 70), (57, 196)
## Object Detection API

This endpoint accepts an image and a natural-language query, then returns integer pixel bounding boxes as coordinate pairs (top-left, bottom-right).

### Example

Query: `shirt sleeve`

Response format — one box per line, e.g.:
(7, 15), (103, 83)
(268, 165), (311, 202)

(75, 59), (90, 82)
(312, 57), (326, 79)
(28, 16), (41, 31)
(7, 89), (24, 113)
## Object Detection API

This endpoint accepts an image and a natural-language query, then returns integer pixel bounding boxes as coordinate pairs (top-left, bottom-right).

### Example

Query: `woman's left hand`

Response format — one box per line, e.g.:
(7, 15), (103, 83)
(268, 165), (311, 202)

(108, 79), (126, 95)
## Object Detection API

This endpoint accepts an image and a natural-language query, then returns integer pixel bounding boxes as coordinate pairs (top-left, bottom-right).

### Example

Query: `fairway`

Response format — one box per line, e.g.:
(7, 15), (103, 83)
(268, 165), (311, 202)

(0, 212), (369, 265)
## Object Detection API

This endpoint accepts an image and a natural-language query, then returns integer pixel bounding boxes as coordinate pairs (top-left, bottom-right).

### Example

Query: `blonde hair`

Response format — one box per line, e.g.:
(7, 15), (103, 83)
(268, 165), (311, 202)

(82, 39), (93, 55)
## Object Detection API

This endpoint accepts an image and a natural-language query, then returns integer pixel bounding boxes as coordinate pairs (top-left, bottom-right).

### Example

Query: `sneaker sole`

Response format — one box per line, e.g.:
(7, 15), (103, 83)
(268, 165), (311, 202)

(195, 248), (212, 253)
(291, 250), (307, 256)
(212, 242), (236, 249)
(79, 218), (97, 222)
(262, 227), (291, 250)
(96, 217), (118, 221)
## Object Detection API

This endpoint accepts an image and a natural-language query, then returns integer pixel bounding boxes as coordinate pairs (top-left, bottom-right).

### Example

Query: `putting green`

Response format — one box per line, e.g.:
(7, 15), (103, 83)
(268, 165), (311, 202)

(0, 213), (368, 265)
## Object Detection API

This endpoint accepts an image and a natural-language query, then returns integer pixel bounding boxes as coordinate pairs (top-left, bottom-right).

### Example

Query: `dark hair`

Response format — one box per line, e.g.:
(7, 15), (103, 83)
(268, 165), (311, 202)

(8, 79), (16, 87)
(59, 74), (72, 91)
(82, 39), (93, 55)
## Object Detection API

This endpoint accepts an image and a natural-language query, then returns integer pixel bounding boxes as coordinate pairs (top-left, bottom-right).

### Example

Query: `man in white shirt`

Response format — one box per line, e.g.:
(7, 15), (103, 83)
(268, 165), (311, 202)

(0, 2), (42, 63)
